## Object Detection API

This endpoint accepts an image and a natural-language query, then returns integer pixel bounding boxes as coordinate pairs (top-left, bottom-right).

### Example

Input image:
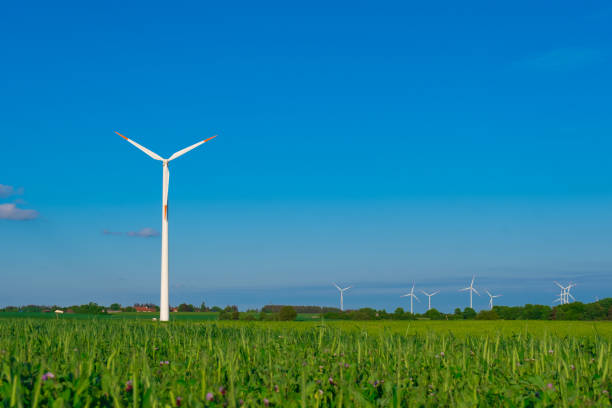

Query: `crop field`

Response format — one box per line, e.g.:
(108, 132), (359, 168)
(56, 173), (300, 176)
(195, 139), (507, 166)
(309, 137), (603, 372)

(0, 319), (610, 407)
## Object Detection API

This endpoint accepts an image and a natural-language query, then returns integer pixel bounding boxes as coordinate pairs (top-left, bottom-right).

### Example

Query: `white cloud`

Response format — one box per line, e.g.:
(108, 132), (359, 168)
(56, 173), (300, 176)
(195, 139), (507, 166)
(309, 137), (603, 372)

(127, 228), (159, 238)
(102, 229), (123, 236)
(0, 203), (39, 220)
(0, 184), (23, 198)
(103, 228), (159, 238)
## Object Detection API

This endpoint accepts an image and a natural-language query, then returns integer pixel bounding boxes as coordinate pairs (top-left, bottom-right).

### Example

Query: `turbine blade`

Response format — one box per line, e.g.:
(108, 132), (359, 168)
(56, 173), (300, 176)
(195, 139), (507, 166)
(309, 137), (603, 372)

(459, 287), (470, 291)
(472, 288), (480, 296)
(115, 132), (164, 161)
(333, 283), (341, 291)
(420, 290), (429, 296)
(413, 295), (420, 302)
(344, 286), (352, 291)
(554, 281), (564, 289)
(168, 135), (217, 161)
(431, 290), (440, 296)
(568, 293), (576, 301)
(486, 290), (492, 297)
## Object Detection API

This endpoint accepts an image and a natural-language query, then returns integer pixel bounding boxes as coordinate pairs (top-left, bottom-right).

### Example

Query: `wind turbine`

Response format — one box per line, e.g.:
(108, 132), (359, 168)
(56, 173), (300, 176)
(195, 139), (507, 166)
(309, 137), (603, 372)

(554, 282), (567, 304)
(333, 283), (351, 311)
(116, 131), (216, 322)
(554, 281), (576, 304)
(420, 290), (439, 311)
(566, 283), (576, 303)
(401, 282), (420, 314)
(459, 276), (479, 309)
(485, 290), (502, 310)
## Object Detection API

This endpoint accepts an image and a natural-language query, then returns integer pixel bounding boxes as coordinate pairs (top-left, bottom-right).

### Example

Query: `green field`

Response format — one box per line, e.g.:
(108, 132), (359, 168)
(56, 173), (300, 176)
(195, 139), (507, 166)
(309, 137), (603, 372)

(0, 312), (322, 322)
(0, 319), (610, 407)
(0, 312), (220, 321)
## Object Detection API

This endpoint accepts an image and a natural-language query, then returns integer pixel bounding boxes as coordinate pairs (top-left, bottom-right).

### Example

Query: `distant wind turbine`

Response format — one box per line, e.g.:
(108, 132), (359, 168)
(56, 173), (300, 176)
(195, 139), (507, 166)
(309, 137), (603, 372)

(554, 282), (566, 304)
(554, 281), (576, 304)
(333, 283), (351, 311)
(459, 276), (480, 309)
(401, 282), (420, 314)
(567, 283), (576, 303)
(116, 131), (217, 322)
(485, 290), (502, 310)
(420, 290), (440, 311)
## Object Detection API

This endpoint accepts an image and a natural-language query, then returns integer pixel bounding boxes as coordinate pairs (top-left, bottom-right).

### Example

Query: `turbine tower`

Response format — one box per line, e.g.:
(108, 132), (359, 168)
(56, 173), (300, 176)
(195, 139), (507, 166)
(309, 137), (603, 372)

(420, 290), (439, 311)
(485, 290), (502, 310)
(116, 131), (216, 322)
(401, 282), (420, 314)
(333, 283), (351, 311)
(459, 275), (479, 309)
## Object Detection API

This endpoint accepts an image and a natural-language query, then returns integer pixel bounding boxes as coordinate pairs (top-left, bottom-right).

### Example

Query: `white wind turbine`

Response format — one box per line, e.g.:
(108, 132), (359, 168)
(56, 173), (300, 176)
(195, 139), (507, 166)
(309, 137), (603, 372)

(401, 282), (420, 314)
(333, 283), (351, 311)
(566, 283), (576, 303)
(420, 290), (439, 311)
(554, 282), (566, 304)
(554, 281), (576, 304)
(116, 131), (216, 322)
(459, 275), (479, 309)
(485, 290), (502, 310)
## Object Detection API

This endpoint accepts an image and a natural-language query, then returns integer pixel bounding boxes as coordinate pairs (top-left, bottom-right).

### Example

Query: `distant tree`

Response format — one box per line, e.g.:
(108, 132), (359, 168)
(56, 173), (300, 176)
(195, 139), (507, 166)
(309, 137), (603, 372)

(462, 307), (477, 320)
(476, 310), (499, 320)
(377, 309), (390, 319)
(352, 308), (377, 320)
(110, 303), (121, 311)
(243, 314), (256, 321)
(72, 302), (106, 314)
(224, 305), (238, 313)
(218, 310), (232, 320)
(454, 308), (462, 317)
(123, 306), (136, 312)
(231, 310), (240, 320)
(20, 305), (43, 313)
(200, 302), (207, 312)
(178, 303), (195, 312)
(424, 308), (443, 320)
(211, 306), (222, 312)
(521, 304), (552, 320)
(279, 306), (297, 321)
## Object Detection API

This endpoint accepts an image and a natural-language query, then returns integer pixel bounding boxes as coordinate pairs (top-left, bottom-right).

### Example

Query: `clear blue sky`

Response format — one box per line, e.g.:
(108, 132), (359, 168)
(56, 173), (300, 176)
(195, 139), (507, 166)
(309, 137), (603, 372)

(2, 1), (612, 312)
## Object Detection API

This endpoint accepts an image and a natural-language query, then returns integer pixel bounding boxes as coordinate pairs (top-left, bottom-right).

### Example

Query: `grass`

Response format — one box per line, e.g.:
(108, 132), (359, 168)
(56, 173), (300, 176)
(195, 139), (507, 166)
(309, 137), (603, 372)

(0, 312), (219, 320)
(0, 318), (610, 407)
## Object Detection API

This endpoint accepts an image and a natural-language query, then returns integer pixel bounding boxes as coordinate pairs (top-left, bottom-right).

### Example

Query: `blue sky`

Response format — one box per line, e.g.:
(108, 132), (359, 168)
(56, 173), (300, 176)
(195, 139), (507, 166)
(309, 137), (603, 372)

(1, 1), (612, 312)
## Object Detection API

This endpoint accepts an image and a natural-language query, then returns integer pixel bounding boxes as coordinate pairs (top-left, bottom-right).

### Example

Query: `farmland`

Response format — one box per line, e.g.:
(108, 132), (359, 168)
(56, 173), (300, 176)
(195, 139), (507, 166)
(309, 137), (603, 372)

(0, 319), (610, 407)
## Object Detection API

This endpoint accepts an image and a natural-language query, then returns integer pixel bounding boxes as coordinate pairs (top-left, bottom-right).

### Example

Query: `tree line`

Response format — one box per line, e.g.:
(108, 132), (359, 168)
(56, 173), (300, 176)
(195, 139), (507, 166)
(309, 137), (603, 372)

(1, 298), (610, 321)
